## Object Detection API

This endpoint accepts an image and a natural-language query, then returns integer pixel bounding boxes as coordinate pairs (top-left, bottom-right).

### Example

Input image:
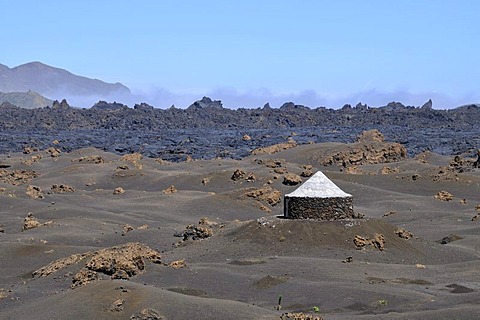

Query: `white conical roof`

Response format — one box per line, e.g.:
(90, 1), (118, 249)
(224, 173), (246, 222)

(285, 171), (351, 198)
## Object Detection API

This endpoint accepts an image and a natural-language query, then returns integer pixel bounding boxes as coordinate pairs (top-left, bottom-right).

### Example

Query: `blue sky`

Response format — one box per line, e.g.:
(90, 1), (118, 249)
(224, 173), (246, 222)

(1, 1), (479, 108)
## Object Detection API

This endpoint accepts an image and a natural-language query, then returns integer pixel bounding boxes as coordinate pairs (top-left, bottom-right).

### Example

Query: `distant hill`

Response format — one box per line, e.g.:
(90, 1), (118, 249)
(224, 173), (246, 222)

(0, 91), (53, 109)
(0, 62), (131, 107)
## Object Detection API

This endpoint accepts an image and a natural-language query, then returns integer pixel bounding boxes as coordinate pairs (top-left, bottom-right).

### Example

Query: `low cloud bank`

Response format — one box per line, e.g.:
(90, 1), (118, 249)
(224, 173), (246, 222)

(131, 87), (478, 110)
(48, 86), (479, 110)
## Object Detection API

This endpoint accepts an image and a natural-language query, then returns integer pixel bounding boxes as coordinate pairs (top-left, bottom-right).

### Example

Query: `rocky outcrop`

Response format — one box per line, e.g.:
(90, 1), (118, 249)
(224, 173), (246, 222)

(321, 130), (407, 167)
(244, 186), (282, 206)
(251, 138), (297, 155)
(162, 185), (177, 194)
(176, 224), (213, 241)
(168, 259), (187, 269)
(231, 169), (246, 181)
(33, 253), (90, 277)
(0, 169), (39, 185)
(50, 184), (75, 193)
(130, 308), (165, 320)
(301, 165), (313, 177)
(26, 185), (44, 199)
(113, 187), (125, 195)
(91, 101), (128, 111)
(435, 191), (453, 201)
(421, 99), (433, 110)
(133, 102), (155, 111)
(23, 212), (41, 230)
(283, 173), (302, 186)
(22, 212), (53, 231)
(45, 147), (61, 157)
(121, 153), (143, 169)
(474, 149), (480, 168)
(174, 218), (219, 242)
(72, 155), (104, 164)
(354, 233), (385, 251)
(76, 243), (161, 285)
(187, 96), (223, 110)
(395, 228), (413, 239)
(280, 312), (323, 320)
(52, 99), (71, 110)
(33, 243), (163, 288)
(356, 129), (385, 143)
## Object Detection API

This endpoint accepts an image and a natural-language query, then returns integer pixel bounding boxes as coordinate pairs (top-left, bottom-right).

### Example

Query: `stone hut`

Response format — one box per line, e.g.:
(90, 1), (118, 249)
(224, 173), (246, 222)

(284, 171), (354, 220)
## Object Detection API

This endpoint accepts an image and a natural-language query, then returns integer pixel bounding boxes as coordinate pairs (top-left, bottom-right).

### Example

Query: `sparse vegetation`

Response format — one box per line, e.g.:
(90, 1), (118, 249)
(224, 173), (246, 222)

(378, 299), (388, 306)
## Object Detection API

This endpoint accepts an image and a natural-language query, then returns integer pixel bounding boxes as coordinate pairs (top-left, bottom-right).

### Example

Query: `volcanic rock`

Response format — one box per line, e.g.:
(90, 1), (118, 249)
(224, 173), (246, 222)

(244, 186), (282, 206)
(91, 101), (128, 111)
(50, 184), (75, 193)
(421, 99), (433, 110)
(354, 233), (385, 251)
(130, 308), (165, 320)
(72, 155), (104, 164)
(168, 259), (187, 269)
(283, 173), (302, 186)
(395, 228), (414, 239)
(251, 138), (297, 155)
(121, 153), (143, 169)
(0, 161), (10, 168)
(22, 212), (53, 231)
(187, 96), (223, 110)
(113, 187), (125, 195)
(321, 135), (407, 167)
(280, 312), (323, 320)
(242, 134), (252, 141)
(33, 253), (91, 277)
(300, 165), (313, 177)
(46, 147), (61, 157)
(231, 169), (246, 181)
(381, 166), (400, 175)
(23, 212), (41, 231)
(162, 185), (177, 194)
(0, 169), (39, 185)
(356, 129), (385, 143)
(175, 219), (217, 242)
(52, 99), (70, 110)
(71, 242), (162, 288)
(26, 185), (44, 199)
(435, 191), (453, 201)
(134, 102), (155, 111)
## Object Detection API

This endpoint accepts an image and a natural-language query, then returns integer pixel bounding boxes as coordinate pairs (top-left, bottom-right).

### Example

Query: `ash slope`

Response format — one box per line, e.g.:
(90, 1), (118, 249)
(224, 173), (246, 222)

(1, 140), (480, 319)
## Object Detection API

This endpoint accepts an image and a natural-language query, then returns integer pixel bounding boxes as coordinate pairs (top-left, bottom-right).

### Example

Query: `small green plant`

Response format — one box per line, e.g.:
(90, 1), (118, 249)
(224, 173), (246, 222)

(378, 299), (388, 306)
(312, 306), (320, 313)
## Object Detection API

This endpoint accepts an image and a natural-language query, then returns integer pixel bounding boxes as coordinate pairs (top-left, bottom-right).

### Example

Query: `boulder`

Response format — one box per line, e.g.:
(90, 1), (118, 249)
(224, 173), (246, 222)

(283, 173), (302, 186)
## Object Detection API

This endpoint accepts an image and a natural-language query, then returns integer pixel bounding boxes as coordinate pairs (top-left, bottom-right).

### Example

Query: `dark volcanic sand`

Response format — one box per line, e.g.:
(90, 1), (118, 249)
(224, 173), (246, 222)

(1, 141), (480, 319)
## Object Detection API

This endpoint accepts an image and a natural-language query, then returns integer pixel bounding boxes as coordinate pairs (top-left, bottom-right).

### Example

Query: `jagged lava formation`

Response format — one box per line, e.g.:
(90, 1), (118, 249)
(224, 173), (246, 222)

(0, 97), (479, 160)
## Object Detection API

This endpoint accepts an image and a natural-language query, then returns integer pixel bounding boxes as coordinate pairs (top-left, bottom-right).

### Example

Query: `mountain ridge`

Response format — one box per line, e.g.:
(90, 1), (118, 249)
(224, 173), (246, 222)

(0, 61), (130, 104)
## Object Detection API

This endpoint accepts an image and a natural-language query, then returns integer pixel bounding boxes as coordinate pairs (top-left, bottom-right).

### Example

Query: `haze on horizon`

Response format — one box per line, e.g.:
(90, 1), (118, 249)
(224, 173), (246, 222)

(1, 0), (479, 109)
